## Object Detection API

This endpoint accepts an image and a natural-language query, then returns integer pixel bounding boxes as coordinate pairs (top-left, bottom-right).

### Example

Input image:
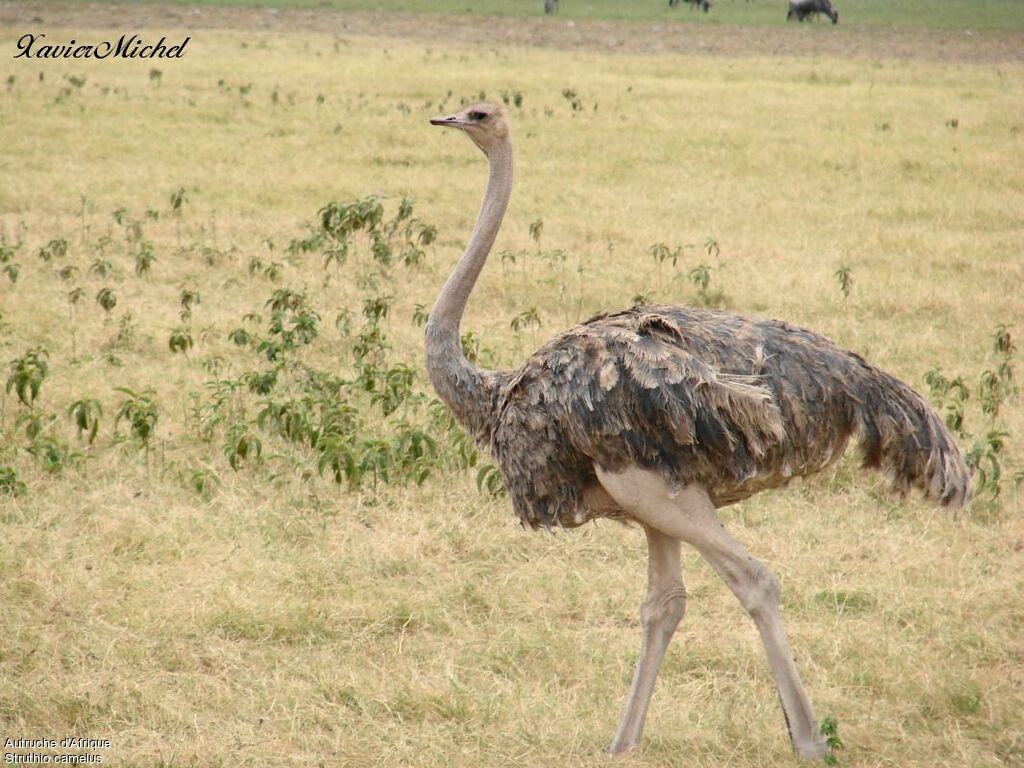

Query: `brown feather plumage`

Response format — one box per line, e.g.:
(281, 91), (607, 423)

(470, 305), (971, 529)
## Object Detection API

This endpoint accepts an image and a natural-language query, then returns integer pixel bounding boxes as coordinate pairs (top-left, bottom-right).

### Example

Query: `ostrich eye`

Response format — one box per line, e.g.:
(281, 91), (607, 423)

(468, 111), (487, 121)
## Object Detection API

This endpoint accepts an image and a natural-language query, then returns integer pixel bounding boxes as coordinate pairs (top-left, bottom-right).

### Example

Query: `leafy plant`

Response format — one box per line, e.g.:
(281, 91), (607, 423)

(180, 289), (201, 324)
(189, 467), (220, 500)
(687, 263), (726, 307)
(323, 240), (349, 272)
(317, 195), (437, 272)
(412, 303), (429, 328)
(317, 433), (362, 488)
(335, 309), (352, 337)
(392, 422), (438, 485)
(170, 186), (188, 246)
(321, 196), (384, 242)
(460, 331), (483, 364)
(66, 287), (85, 360)
(978, 324), (1017, 418)
(114, 386), (159, 449)
(372, 364), (417, 416)
(704, 237), (720, 260)
(819, 715), (843, 766)
(15, 409), (56, 441)
(89, 258), (113, 278)
(113, 208), (144, 243)
(114, 312), (139, 350)
(6, 347), (49, 406)
(285, 230), (325, 259)
(978, 369), (1011, 418)
(992, 323), (1015, 357)
(0, 465), (26, 496)
(27, 436), (83, 474)
(965, 430), (1010, 499)
(476, 463), (505, 497)
(243, 369), (278, 395)
(0, 232), (21, 266)
(260, 288), (321, 357)
(0, 230), (21, 281)
(835, 265), (853, 299)
(36, 238), (68, 262)
(510, 307), (542, 336)
(689, 263), (711, 293)
(561, 88), (583, 113)
(529, 218), (543, 249)
(67, 398), (102, 444)
(224, 422), (263, 470)
(649, 242), (683, 274)
(631, 292), (653, 307)
(169, 326), (194, 355)
(359, 438), (391, 488)
(228, 326), (252, 347)
(924, 323), (1019, 502)
(924, 367), (968, 435)
(499, 89), (524, 109)
(134, 242), (157, 276)
(96, 287), (118, 316)
(449, 426), (478, 469)
(202, 356), (224, 376)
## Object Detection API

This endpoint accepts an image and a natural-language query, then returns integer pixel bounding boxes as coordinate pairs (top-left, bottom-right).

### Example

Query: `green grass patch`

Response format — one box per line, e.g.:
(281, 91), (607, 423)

(812, 588), (878, 616)
(96, 0), (1024, 31)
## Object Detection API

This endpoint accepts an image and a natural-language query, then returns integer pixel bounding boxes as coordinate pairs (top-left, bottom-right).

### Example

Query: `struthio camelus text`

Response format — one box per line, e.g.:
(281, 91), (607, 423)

(425, 102), (970, 760)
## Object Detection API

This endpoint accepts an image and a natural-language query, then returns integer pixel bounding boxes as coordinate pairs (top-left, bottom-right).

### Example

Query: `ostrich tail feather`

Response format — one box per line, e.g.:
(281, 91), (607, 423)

(856, 371), (972, 508)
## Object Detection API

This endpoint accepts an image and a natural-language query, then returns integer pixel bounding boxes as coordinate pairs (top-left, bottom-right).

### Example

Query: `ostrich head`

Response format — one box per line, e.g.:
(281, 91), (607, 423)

(430, 101), (509, 154)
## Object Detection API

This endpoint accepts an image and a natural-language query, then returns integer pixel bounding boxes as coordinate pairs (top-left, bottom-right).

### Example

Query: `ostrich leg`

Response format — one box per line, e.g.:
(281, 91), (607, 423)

(685, 507), (829, 761)
(596, 465), (830, 761)
(608, 525), (686, 754)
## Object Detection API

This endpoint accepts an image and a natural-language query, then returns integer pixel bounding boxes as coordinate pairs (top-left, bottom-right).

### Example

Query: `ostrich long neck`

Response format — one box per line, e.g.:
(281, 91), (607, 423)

(425, 138), (513, 440)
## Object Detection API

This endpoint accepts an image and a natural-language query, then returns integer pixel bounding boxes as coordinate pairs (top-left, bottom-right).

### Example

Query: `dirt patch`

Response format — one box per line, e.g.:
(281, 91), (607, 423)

(3, 1), (1023, 64)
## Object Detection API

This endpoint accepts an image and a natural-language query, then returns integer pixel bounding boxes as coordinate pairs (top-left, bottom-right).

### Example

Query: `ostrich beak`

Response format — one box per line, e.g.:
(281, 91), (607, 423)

(430, 113), (469, 129)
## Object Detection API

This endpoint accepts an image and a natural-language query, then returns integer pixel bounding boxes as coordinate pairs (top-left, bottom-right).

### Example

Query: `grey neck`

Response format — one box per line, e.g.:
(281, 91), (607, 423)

(424, 139), (513, 440)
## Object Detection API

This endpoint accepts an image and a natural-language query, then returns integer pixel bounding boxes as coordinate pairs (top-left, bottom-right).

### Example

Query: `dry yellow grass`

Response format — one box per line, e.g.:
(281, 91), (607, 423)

(0, 17), (1022, 768)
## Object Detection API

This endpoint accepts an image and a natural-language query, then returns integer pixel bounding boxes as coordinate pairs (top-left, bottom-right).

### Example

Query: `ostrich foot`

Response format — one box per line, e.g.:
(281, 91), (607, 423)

(795, 734), (831, 762)
(605, 738), (638, 756)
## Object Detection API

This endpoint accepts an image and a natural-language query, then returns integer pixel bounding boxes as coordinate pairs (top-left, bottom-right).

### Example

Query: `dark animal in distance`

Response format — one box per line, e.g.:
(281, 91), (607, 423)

(425, 101), (968, 760)
(788, 0), (839, 24)
(670, 0), (711, 11)
(544, 0), (558, 14)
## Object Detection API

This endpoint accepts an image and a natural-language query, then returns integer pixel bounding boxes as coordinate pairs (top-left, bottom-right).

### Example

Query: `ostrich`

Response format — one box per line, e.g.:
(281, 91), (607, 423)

(425, 102), (970, 760)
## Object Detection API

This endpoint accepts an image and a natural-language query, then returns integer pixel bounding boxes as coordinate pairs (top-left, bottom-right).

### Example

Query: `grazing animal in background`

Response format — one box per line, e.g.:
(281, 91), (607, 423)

(425, 102), (969, 759)
(787, 0), (839, 24)
(670, 0), (711, 11)
(544, 0), (558, 13)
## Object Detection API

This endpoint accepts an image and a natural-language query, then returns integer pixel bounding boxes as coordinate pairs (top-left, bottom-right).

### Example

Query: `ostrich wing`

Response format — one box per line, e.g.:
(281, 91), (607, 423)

(491, 308), (788, 528)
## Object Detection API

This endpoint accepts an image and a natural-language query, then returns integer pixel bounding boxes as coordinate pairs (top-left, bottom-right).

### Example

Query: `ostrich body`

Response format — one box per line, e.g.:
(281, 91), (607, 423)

(425, 102), (970, 760)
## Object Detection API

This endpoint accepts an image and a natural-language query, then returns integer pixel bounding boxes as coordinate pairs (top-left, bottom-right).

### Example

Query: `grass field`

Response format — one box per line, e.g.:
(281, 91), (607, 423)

(89, 0), (1024, 32)
(1, 8), (1023, 768)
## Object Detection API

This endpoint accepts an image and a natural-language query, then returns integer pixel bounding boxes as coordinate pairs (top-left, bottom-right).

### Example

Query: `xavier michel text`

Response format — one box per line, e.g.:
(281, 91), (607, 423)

(13, 33), (190, 60)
